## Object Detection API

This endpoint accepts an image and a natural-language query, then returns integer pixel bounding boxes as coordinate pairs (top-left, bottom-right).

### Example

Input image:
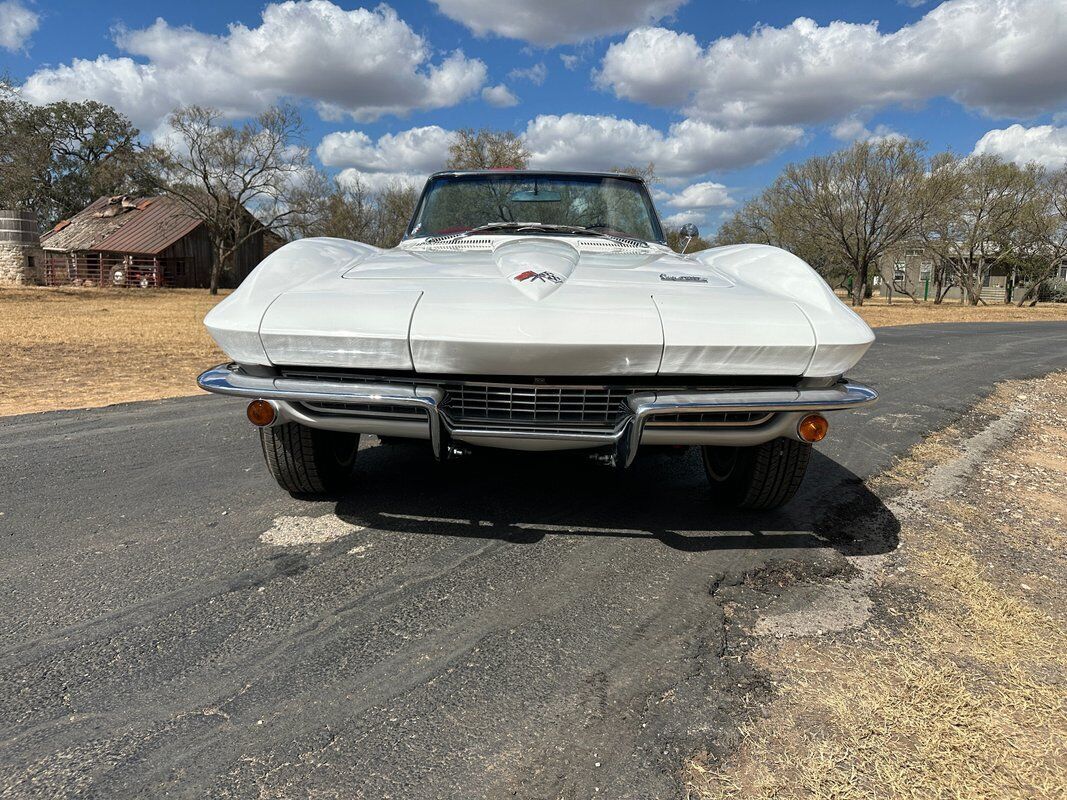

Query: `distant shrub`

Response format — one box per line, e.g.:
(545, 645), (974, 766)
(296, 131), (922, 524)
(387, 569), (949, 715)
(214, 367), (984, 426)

(1039, 278), (1067, 303)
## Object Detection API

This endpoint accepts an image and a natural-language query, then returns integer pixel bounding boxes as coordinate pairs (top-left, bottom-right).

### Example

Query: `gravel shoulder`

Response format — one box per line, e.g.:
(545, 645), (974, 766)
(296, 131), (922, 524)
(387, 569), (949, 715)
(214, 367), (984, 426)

(687, 373), (1067, 800)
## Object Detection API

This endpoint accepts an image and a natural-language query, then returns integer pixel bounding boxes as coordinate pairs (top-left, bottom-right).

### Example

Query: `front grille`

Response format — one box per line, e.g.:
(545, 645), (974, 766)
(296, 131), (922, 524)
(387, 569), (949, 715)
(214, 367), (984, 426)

(442, 383), (633, 428)
(301, 402), (427, 419)
(645, 411), (773, 427)
(278, 369), (790, 431)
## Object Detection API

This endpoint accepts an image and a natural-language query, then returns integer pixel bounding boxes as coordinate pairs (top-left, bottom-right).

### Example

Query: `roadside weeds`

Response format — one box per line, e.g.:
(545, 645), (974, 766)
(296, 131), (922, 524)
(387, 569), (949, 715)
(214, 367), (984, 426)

(686, 373), (1067, 800)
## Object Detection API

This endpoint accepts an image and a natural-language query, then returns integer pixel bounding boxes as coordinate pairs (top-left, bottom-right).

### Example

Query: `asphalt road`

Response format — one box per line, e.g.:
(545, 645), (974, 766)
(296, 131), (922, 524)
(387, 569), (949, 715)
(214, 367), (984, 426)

(2, 322), (1066, 799)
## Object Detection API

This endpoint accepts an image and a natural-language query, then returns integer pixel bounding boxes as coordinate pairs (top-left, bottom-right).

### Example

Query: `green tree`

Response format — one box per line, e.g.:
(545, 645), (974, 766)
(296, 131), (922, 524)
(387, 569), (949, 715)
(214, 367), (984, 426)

(0, 85), (147, 226)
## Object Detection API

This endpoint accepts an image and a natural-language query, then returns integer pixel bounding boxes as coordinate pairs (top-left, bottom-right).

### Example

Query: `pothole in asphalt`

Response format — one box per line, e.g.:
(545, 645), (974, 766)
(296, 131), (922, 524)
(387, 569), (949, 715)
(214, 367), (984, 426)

(752, 579), (873, 638)
(260, 514), (364, 546)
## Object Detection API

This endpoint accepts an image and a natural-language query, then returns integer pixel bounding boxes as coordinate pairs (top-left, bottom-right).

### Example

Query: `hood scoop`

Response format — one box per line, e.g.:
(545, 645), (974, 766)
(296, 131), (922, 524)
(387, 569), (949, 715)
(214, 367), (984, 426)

(493, 238), (579, 300)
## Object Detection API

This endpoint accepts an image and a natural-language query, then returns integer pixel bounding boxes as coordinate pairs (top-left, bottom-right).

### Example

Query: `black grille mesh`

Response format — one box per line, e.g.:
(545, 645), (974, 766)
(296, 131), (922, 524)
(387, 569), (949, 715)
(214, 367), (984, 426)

(443, 383), (633, 427)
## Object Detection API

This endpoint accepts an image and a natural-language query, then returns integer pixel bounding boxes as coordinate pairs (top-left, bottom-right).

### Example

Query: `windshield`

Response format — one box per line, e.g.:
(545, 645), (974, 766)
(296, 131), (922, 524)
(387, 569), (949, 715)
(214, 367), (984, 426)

(406, 173), (665, 242)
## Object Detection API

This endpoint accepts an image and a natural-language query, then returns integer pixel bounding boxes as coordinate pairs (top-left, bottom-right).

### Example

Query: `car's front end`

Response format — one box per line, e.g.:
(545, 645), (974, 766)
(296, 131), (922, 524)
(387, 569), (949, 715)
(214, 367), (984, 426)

(199, 170), (877, 507)
(199, 364), (875, 466)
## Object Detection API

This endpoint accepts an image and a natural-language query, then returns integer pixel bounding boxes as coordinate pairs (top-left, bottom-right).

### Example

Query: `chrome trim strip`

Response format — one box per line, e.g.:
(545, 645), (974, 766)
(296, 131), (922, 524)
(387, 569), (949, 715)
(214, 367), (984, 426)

(198, 364), (447, 458)
(618, 381), (878, 467)
(197, 365), (877, 464)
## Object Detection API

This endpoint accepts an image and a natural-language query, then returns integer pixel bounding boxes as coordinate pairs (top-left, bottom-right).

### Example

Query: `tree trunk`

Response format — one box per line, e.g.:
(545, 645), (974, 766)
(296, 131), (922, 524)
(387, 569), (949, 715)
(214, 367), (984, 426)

(852, 261), (867, 306)
(894, 284), (921, 304)
(1015, 281), (1041, 307)
(210, 243), (226, 296)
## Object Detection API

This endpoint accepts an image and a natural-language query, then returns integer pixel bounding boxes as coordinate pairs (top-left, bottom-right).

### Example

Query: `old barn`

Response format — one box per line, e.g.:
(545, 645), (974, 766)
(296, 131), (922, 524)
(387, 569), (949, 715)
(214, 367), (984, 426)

(40, 195), (281, 288)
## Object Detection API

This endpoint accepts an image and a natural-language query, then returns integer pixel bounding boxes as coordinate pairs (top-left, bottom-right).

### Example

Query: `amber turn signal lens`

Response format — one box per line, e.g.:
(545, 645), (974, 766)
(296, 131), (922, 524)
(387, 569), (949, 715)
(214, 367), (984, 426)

(246, 399), (276, 427)
(797, 414), (829, 443)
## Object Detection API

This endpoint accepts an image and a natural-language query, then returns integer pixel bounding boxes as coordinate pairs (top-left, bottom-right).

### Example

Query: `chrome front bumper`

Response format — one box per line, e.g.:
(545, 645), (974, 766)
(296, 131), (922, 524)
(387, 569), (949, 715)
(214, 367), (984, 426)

(197, 364), (878, 466)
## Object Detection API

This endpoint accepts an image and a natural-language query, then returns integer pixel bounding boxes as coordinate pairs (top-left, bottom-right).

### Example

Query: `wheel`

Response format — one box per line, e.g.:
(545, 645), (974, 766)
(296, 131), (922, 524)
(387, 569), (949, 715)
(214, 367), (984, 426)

(701, 437), (812, 510)
(259, 422), (360, 496)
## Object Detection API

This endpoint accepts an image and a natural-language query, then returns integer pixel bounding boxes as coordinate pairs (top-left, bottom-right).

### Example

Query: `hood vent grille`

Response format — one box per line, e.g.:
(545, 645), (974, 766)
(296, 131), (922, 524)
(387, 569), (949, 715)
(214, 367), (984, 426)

(412, 236), (494, 251)
(408, 235), (649, 253)
(576, 238), (648, 253)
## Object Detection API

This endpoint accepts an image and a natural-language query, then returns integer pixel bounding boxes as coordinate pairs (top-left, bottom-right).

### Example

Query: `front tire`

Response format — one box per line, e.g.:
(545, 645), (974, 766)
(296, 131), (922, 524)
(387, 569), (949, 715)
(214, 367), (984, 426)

(259, 422), (360, 496)
(701, 437), (811, 510)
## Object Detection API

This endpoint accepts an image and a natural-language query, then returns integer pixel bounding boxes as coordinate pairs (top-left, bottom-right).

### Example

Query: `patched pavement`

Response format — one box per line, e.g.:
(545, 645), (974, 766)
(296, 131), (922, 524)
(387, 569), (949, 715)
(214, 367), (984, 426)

(2, 322), (1066, 799)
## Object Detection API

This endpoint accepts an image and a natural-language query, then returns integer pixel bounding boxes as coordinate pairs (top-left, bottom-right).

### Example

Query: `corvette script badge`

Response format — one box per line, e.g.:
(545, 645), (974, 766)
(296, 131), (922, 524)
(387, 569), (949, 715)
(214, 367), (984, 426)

(514, 270), (566, 284)
(660, 273), (708, 283)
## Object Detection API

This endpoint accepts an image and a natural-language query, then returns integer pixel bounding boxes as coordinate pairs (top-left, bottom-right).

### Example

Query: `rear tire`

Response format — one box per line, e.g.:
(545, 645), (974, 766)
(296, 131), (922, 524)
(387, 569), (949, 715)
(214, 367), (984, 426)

(701, 437), (811, 510)
(259, 422), (360, 496)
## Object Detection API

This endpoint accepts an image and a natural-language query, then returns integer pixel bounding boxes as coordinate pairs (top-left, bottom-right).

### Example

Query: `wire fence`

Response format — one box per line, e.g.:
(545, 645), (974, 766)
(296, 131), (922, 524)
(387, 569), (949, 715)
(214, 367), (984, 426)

(43, 253), (193, 288)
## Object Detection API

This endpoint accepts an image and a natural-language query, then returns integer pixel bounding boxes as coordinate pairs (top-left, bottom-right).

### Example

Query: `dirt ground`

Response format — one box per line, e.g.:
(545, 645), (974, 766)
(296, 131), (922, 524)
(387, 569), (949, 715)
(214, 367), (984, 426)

(843, 294), (1067, 327)
(685, 373), (1067, 799)
(1, 286), (1066, 417)
(0, 287), (225, 417)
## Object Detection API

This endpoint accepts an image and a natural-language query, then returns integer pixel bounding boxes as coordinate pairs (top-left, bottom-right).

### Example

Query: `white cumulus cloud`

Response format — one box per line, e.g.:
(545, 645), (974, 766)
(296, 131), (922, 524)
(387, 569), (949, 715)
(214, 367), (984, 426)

(0, 0), (38, 52)
(318, 115), (797, 196)
(831, 117), (906, 144)
(666, 181), (735, 209)
(973, 124), (1067, 169)
(482, 84), (519, 107)
(662, 210), (706, 227)
(317, 126), (455, 173)
(508, 62), (547, 86)
(524, 113), (802, 178)
(597, 0), (1067, 126)
(19, 2), (486, 131)
(431, 0), (687, 46)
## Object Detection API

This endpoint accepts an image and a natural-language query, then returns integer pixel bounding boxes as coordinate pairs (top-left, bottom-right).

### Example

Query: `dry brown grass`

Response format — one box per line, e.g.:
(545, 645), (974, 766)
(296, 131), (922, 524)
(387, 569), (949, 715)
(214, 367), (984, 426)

(686, 374), (1067, 800)
(0, 286), (225, 417)
(0, 286), (1065, 417)
(847, 295), (1067, 328)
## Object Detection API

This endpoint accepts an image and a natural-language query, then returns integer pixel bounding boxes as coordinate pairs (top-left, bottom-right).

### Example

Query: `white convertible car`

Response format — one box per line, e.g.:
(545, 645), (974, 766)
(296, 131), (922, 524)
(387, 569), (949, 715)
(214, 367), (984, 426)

(199, 170), (877, 508)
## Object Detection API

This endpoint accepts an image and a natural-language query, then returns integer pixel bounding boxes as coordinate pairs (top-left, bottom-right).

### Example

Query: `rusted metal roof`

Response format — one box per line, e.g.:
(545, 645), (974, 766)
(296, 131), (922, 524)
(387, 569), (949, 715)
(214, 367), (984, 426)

(41, 196), (126, 251)
(94, 196), (203, 255)
(40, 195), (204, 256)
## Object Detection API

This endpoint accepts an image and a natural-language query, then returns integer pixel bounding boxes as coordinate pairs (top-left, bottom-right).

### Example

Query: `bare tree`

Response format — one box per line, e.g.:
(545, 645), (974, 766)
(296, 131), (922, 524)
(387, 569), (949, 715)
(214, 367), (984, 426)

(281, 172), (418, 249)
(1014, 164), (1067, 306)
(922, 153), (1042, 305)
(446, 129), (529, 170)
(372, 181), (420, 248)
(284, 171), (376, 243)
(774, 139), (934, 305)
(715, 189), (850, 290)
(612, 162), (658, 183)
(144, 104), (314, 294)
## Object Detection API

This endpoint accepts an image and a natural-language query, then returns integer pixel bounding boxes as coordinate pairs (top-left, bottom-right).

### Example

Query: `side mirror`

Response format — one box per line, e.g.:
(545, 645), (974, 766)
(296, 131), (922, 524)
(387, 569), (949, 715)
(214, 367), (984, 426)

(678, 222), (699, 253)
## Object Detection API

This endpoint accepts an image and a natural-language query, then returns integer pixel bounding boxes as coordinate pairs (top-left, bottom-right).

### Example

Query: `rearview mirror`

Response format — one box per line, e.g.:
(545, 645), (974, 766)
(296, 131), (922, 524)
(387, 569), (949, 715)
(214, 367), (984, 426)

(509, 189), (562, 202)
(679, 223), (699, 239)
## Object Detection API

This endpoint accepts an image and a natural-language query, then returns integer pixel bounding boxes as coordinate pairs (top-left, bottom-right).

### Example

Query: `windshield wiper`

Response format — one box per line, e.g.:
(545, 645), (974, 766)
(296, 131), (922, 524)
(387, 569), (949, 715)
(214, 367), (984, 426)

(522, 223), (649, 245)
(426, 221), (648, 246)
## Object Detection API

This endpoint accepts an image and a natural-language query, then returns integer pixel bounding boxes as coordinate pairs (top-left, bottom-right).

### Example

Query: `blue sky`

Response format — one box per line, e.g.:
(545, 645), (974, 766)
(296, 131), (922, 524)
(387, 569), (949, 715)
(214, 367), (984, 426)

(3, 0), (1067, 232)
